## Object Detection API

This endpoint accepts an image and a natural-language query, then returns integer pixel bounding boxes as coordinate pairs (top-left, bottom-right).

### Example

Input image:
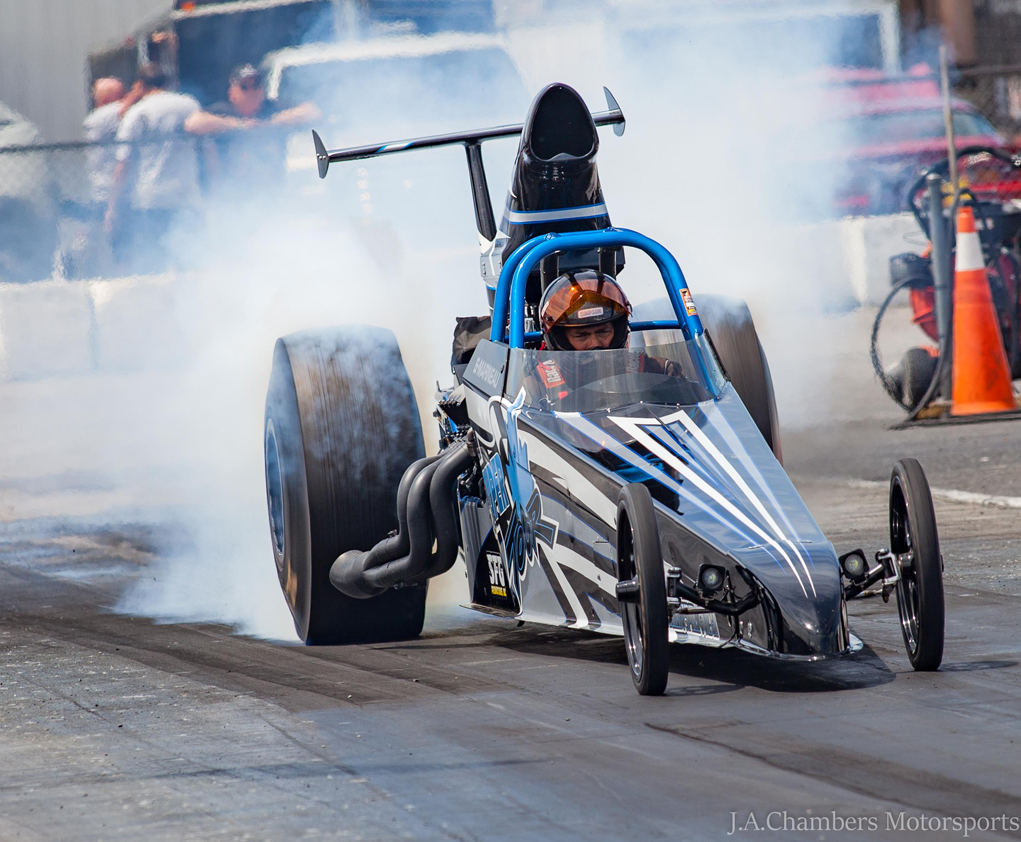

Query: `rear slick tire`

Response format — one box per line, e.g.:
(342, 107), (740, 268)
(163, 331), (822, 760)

(617, 483), (669, 696)
(890, 458), (944, 671)
(697, 296), (783, 464)
(264, 326), (427, 645)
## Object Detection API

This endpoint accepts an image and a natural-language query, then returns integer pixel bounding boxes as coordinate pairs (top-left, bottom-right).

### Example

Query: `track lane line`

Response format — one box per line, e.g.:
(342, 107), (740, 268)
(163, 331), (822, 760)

(845, 479), (1021, 509)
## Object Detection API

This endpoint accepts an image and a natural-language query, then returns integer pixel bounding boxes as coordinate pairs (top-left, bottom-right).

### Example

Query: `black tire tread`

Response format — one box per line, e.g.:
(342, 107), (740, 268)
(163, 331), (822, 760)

(266, 326), (426, 645)
(901, 348), (937, 410)
(697, 296), (783, 463)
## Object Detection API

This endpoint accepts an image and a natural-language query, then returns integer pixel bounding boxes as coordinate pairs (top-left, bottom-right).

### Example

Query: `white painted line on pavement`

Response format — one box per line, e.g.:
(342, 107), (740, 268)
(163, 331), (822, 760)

(846, 479), (1021, 510)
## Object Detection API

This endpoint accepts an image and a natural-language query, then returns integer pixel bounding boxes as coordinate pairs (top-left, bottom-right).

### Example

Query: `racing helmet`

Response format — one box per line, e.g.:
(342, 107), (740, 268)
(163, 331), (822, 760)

(539, 270), (632, 351)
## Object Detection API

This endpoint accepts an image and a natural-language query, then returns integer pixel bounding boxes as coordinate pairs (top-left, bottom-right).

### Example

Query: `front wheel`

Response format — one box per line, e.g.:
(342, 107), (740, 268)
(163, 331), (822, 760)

(616, 483), (669, 696)
(890, 459), (944, 671)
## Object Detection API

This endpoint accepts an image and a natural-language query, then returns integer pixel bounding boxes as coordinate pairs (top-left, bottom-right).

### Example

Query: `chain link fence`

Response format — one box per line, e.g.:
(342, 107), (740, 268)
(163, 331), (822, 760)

(4, 75), (1021, 285)
(954, 66), (1021, 139)
(0, 138), (187, 282)
(0, 134), (303, 283)
(0, 141), (82, 282)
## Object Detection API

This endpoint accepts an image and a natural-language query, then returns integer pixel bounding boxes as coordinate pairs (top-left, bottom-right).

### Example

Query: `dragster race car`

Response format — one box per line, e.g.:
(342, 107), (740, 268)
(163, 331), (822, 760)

(263, 84), (946, 694)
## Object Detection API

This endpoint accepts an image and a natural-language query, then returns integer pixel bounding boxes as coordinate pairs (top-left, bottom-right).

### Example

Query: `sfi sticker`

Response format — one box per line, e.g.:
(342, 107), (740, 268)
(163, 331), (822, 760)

(681, 288), (698, 317)
(487, 553), (508, 597)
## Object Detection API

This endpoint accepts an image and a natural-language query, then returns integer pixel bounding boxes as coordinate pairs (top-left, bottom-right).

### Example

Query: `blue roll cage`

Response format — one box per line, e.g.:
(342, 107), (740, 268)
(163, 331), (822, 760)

(489, 228), (705, 348)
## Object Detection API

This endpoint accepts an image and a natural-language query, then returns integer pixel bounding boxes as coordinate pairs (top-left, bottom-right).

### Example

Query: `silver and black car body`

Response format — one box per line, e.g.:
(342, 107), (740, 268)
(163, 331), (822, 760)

(451, 233), (848, 663)
(266, 82), (944, 695)
(458, 350), (846, 659)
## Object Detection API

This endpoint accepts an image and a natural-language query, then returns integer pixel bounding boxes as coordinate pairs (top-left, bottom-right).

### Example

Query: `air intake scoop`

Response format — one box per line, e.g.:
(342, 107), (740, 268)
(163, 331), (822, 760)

(501, 84), (615, 263)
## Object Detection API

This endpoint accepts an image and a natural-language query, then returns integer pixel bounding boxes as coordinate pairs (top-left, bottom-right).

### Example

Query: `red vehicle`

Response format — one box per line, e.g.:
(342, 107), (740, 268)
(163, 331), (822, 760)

(814, 67), (1009, 216)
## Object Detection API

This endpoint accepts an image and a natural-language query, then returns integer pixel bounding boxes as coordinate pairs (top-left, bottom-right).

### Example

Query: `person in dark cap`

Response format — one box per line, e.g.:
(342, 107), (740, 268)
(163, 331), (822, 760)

(185, 64), (319, 192)
(191, 64), (318, 127)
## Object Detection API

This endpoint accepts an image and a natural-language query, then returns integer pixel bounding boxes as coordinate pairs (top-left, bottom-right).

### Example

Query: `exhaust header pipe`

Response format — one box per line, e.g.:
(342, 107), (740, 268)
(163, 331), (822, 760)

(330, 440), (474, 599)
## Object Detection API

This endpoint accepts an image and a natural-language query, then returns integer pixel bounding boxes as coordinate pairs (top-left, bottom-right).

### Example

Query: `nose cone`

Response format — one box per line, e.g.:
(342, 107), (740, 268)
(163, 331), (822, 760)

(733, 543), (846, 658)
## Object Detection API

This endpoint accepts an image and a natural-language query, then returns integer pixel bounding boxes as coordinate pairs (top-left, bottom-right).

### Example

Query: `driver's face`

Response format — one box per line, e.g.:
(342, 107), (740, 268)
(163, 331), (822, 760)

(563, 322), (616, 350)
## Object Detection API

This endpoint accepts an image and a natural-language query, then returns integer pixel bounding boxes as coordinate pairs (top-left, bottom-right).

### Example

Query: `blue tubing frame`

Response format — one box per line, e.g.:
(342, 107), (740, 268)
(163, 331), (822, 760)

(490, 228), (704, 348)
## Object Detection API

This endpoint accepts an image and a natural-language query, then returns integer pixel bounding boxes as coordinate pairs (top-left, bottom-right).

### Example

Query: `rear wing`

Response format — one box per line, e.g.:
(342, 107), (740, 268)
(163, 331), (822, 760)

(311, 87), (624, 242)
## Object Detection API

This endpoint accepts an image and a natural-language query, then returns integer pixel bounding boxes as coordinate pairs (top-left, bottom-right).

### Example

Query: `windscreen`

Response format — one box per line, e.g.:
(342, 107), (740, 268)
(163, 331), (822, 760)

(505, 335), (726, 414)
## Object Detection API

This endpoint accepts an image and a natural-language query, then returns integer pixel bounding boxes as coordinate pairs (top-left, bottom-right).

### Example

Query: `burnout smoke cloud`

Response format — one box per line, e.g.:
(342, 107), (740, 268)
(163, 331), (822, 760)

(114, 1), (887, 637)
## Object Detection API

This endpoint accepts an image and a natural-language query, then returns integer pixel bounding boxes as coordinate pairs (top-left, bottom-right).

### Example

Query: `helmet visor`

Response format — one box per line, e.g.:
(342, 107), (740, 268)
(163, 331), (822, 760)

(540, 273), (632, 333)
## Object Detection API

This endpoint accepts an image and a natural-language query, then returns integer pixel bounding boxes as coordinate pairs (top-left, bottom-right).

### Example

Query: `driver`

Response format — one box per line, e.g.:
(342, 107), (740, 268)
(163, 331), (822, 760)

(533, 270), (683, 401)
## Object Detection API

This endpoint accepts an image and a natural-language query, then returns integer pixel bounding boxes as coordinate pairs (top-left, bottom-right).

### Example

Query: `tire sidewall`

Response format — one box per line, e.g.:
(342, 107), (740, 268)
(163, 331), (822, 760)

(891, 459), (944, 670)
(901, 348), (937, 409)
(698, 297), (782, 464)
(618, 483), (669, 695)
(266, 340), (313, 640)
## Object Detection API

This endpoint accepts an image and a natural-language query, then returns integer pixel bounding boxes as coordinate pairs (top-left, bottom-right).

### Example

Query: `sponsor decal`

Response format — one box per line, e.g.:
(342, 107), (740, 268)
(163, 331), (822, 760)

(482, 454), (511, 519)
(487, 552), (508, 597)
(537, 359), (565, 388)
(681, 288), (698, 316)
(470, 356), (502, 390)
(672, 609), (721, 642)
(575, 306), (607, 320)
(483, 393), (560, 600)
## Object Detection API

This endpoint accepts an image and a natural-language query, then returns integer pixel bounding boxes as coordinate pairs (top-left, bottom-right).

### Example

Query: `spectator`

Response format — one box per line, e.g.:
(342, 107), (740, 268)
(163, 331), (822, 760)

(105, 63), (203, 273)
(82, 77), (125, 207)
(59, 77), (127, 277)
(185, 64), (319, 192)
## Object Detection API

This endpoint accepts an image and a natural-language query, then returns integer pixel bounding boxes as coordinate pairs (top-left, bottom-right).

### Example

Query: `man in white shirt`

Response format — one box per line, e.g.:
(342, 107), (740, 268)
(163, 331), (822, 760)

(82, 77), (125, 208)
(63, 77), (126, 277)
(105, 63), (202, 273)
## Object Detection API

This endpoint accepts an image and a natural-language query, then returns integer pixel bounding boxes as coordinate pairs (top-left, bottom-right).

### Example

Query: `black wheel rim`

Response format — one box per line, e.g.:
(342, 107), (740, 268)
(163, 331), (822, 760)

(620, 520), (644, 678)
(892, 478), (921, 655)
(265, 419), (286, 567)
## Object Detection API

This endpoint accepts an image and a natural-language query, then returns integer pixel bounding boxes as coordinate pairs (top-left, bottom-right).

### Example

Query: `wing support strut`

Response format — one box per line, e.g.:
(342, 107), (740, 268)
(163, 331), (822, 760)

(311, 87), (625, 243)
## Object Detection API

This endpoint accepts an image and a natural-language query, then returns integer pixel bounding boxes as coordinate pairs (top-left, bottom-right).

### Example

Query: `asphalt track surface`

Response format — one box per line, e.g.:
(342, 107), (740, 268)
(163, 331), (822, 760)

(3, 314), (1021, 840)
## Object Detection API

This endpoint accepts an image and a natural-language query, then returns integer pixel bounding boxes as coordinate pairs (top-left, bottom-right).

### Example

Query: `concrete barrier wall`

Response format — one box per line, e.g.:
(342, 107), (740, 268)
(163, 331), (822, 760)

(0, 212), (925, 382)
(90, 275), (190, 372)
(0, 273), (190, 381)
(841, 212), (921, 306)
(776, 212), (919, 311)
(0, 280), (95, 380)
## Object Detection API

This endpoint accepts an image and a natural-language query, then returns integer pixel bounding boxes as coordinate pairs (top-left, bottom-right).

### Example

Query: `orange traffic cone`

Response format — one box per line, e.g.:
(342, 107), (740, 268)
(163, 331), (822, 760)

(951, 205), (1018, 416)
